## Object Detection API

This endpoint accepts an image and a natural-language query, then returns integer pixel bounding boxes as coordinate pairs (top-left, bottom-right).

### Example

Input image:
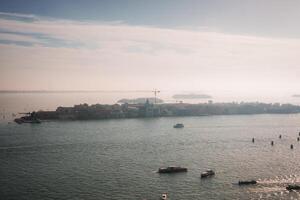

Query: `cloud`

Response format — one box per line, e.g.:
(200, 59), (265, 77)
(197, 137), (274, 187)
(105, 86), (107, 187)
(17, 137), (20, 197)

(0, 12), (300, 97)
(0, 11), (37, 22)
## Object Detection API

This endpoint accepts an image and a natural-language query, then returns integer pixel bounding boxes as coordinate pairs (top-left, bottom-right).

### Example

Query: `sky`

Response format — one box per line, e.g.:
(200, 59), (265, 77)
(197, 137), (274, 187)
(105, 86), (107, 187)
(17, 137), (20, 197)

(0, 0), (300, 98)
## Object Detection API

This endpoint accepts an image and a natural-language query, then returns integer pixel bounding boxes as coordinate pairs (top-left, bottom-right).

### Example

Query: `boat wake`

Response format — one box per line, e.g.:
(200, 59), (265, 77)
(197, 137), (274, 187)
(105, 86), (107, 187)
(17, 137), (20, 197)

(257, 174), (300, 185)
(245, 175), (300, 199)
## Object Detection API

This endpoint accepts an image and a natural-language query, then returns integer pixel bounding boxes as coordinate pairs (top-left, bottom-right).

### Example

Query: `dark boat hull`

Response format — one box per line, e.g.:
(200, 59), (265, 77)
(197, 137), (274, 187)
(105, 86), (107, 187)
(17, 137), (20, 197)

(173, 124), (184, 128)
(201, 171), (215, 178)
(158, 167), (187, 173)
(14, 118), (41, 124)
(286, 185), (300, 191)
(238, 180), (257, 185)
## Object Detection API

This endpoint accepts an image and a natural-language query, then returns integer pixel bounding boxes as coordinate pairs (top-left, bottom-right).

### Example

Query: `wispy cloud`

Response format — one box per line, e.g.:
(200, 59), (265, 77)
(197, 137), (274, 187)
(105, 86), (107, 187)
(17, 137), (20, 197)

(0, 32), (40, 43)
(0, 11), (299, 96)
(0, 29), (83, 48)
(0, 11), (37, 22)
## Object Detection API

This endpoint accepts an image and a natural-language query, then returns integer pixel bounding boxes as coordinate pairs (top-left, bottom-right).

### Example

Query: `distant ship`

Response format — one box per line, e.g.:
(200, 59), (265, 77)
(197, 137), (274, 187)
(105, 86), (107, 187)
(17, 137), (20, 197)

(158, 166), (187, 173)
(173, 123), (184, 128)
(14, 117), (41, 124)
(14, 112), (41, 124)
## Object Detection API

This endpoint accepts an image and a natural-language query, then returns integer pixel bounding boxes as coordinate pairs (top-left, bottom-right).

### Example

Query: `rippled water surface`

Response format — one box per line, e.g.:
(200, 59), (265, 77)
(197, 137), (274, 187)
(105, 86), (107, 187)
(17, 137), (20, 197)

(1, 114), (300, 199)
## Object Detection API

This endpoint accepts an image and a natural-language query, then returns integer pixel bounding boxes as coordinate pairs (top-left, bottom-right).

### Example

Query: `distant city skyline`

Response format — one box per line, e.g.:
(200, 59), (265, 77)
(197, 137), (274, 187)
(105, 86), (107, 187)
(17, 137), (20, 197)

(0, 0), (300, 98)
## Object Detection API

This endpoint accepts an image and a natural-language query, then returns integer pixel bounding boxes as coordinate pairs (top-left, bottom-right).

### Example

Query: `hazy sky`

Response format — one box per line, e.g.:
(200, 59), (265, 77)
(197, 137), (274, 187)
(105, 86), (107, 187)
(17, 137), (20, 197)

(0, 0), (300, 97)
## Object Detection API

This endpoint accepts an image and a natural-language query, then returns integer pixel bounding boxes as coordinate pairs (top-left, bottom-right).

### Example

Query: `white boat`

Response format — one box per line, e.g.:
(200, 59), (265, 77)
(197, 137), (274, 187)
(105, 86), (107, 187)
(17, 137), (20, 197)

(201, 169), (215, 178)
(161, 193), (167, 200)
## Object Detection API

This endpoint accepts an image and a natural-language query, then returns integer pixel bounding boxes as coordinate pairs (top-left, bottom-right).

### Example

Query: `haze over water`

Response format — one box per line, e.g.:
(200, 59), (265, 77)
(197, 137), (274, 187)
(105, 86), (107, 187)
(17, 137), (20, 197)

(1, 91), (300, 122)
(1, 0), (300, 199)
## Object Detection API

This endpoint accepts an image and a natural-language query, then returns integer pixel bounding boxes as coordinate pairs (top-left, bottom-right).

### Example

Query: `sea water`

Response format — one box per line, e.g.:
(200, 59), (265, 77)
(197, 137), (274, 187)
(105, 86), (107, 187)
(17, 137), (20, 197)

(1, 93), (300, 199)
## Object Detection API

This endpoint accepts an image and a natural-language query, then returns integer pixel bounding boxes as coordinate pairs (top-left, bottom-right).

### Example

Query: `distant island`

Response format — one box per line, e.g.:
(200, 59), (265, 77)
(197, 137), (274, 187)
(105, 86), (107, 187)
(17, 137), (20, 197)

(15, 101), (300, 123)
(292, 94), (300, 98)
(172, 94), (212, 99)
(118, 97), (164, 104)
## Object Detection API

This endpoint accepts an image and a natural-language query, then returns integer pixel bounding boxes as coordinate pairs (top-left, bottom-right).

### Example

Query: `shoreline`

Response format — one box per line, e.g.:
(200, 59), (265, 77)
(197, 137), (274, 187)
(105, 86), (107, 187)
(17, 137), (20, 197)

(13, 102), (300, 123)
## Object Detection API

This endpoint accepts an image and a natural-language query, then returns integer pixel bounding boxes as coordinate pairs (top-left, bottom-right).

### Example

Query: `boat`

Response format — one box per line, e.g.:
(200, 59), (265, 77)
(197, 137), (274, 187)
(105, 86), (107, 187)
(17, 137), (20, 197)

(173, 123), (184, 128)
(158, 166), (187, 173)
(14, 116), (41, 124)
(14, 112), (41, 124)
(238, 180), (257, 185)
(201, 169), (215, 178)
(14, 118), (23, 124)
(286, 185), (300, 191)
(161, 193), (168, 200)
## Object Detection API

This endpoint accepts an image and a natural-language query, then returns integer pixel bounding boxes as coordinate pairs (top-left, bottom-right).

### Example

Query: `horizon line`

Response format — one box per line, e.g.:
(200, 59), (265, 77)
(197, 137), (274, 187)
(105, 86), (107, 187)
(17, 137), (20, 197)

(0, 90), (158, 93)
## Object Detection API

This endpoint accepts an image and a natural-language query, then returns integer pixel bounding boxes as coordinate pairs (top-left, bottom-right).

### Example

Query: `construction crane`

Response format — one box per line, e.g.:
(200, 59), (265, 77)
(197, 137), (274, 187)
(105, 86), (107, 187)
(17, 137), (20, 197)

(152, 89), (160, 104)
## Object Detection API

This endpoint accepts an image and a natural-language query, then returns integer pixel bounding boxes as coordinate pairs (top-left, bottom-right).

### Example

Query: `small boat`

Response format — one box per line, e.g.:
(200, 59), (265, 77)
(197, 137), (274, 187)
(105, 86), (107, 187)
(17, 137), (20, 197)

(238, 180), (257, 185)
(14, 117), (41, 124)
(201, 169), (215, 178)
(286, 185), (300, 191)
(161, 193), (167, 200)
(14, 118), (23, 124)
(173, 123), (184, 128)
(14, 112), (41, 124)
(158, 166), (187, 173)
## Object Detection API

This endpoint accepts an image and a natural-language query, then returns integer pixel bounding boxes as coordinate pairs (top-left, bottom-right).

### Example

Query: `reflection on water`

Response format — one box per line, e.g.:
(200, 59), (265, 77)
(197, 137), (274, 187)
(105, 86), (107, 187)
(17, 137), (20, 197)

(245, 175), (300, 199)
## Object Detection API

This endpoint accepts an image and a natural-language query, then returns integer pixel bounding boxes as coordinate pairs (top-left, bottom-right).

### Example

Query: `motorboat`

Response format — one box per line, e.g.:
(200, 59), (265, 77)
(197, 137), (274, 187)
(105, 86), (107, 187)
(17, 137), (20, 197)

(14, 116), (41, 124)
(158, 166), (187, 173)
(201, 169), (215, 178)
(286, 185), (300, 191)
(161, 193), (167, 200)
(14, 112), (41, 124)
(238, 180), (257, 185)
(173, 123), (184, 128)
